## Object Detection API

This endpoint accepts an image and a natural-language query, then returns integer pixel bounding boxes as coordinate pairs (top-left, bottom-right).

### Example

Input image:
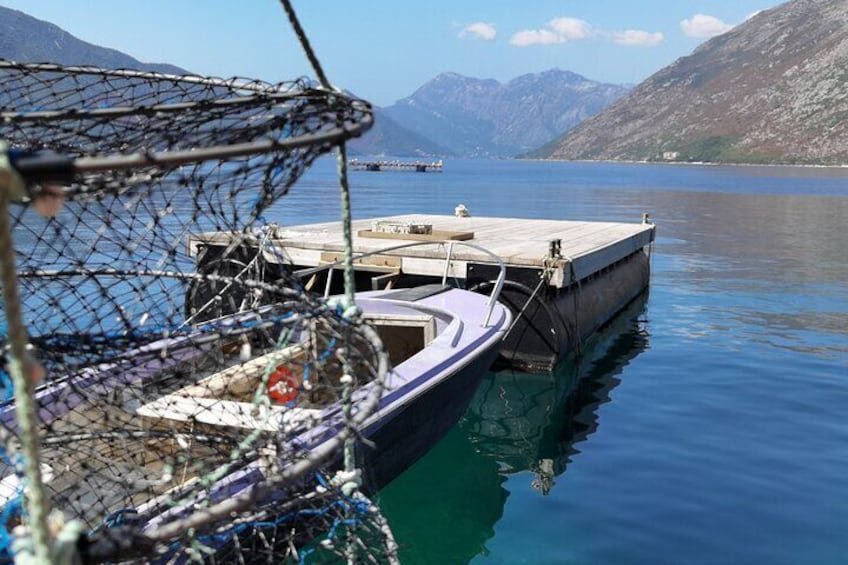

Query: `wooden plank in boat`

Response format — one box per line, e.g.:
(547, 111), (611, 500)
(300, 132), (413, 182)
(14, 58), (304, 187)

(136, 395), (321, 432)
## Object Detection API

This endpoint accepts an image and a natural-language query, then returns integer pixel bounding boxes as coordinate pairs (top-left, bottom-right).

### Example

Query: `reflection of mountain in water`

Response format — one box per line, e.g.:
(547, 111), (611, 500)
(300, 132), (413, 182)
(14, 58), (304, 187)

(378, 294), (649, 564)
(464, 293), (650, 495)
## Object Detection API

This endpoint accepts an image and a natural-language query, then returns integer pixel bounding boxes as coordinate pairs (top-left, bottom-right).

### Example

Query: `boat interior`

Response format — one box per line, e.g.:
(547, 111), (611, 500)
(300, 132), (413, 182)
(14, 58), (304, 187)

(136, 306), (440, 432)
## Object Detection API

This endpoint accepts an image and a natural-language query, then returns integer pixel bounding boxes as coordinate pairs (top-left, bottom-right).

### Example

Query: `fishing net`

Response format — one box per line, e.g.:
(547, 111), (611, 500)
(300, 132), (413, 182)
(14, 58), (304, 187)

(0, 10), (401, 563)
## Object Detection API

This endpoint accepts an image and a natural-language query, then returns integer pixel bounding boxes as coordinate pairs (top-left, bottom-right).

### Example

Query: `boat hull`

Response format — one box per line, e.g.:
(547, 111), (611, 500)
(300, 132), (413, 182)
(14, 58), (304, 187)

(357, 335), (502, 492)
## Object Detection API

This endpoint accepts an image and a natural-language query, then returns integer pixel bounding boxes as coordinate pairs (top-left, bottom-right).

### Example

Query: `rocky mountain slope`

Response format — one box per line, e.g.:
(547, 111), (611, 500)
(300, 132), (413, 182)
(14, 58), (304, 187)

(534, 0), (848, 165)
(384, 70), (628, 158)
(0, 5), (185, 74)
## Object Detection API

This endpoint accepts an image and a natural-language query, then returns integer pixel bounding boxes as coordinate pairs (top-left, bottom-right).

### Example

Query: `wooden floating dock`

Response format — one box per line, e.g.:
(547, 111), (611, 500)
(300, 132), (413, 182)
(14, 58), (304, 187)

(264, 214), (653, 287)
(349, 158), (443, 172)
(191, 214), (656, 372)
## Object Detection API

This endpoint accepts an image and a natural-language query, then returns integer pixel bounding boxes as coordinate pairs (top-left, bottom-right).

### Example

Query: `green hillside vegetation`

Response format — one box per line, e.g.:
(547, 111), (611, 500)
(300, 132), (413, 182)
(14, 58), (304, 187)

(663, 136), (773, 164)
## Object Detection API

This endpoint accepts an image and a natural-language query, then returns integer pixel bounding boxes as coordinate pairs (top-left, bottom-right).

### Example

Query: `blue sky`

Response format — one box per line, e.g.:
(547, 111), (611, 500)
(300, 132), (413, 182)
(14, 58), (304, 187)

(3, 1), (784, 106)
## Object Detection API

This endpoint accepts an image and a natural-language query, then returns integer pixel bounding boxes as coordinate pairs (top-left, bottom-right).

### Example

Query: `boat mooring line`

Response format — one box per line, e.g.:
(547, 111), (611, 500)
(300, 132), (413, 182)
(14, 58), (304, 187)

(504, 268), (551, 339)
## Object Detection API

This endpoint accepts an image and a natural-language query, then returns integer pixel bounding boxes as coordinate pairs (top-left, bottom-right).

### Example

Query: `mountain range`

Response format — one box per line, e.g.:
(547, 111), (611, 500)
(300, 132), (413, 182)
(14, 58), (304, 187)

(0, 5), (628, 159)
(383, 70), (629, 157)
(535, 0), (848, 165)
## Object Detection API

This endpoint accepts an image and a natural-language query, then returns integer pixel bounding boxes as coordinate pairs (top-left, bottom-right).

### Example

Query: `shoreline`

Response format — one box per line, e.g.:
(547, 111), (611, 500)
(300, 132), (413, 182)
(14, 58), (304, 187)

(350, 153), (848, 170)
(516, 156), (848, 170)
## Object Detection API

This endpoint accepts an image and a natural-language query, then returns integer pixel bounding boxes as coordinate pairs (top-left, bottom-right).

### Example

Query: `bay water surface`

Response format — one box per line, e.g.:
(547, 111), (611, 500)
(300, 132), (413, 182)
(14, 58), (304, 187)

(274, 159), (848, 564)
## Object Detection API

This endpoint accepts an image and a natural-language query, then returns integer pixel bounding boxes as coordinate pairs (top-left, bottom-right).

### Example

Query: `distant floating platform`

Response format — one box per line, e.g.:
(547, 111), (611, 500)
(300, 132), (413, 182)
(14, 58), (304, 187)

(349, 158), (443, 172)
(191, 214), (656, 372)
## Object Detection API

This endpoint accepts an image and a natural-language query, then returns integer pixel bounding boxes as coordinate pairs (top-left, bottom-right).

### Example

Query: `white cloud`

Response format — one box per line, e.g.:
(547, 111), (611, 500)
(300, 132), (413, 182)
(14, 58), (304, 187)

(612, 29), (664, 47)
(459, 22), (497, 42)
(510, 29), (562, 46)
(680, 14), (733, 39)
(548, 17), (593, 41)
(510, 17), (593, 47)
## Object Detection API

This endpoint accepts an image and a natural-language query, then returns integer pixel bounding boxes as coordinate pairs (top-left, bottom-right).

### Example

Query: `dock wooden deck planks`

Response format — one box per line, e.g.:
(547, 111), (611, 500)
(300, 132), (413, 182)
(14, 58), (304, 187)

(247, 214), (655, 288)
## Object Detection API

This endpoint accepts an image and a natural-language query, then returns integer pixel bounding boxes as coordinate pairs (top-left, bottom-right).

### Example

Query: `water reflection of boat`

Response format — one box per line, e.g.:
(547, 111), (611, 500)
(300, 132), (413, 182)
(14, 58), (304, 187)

(378, 425), (508, 565)
(464, 292), (650, 494)
(379, 293), (649, 563)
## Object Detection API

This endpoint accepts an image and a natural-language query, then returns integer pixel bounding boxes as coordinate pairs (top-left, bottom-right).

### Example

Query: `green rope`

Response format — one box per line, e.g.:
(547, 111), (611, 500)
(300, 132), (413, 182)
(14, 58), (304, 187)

(0, 144), (53, 564)
(335, 143), (356, 310)
(278, 5), (363, 561)
(278, 0), (332, 90)
(277, 0), (357, 307)
(278, 0), (358, 439)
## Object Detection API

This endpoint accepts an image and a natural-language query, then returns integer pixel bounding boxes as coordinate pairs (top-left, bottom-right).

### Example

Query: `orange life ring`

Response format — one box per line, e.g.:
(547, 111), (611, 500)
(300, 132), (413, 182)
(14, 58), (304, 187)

(267, 366), (299, 404)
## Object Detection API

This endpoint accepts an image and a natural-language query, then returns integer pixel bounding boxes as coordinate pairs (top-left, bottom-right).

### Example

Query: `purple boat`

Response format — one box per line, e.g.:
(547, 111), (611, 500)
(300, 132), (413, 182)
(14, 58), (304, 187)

(136, 283), (511, 495)
(0, 258), (510, 557)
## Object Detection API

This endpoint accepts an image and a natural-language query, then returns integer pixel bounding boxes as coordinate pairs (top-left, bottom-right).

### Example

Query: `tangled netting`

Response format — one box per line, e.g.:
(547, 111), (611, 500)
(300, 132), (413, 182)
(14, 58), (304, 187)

(0, 59), (401, 563)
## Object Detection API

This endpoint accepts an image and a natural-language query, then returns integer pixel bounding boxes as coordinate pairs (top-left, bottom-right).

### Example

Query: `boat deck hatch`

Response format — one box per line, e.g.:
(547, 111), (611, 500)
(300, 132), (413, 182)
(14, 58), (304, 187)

(364, 312), (437, 366)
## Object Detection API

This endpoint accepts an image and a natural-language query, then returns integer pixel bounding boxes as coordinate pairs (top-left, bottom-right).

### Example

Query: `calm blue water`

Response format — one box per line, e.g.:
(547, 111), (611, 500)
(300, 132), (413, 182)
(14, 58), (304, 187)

(278, 158), (848, 564)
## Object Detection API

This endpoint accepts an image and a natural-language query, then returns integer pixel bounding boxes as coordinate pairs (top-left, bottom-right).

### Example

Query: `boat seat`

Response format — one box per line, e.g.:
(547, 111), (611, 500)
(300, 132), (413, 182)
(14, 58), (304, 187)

(374, 284), (450, 302)
(135, 395), (321, 432)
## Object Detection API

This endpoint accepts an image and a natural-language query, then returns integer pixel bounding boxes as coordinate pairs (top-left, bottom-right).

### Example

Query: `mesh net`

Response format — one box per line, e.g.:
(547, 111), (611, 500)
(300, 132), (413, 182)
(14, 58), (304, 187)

(0, 59), (400, 563)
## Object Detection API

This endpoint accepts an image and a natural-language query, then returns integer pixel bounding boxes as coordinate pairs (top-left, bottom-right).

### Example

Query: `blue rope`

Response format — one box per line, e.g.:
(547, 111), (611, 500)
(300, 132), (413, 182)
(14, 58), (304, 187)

(0, 447), (24, 559)
(0, 369), (14, 402)
(0, 493), (23, 559)
(156, 472), (376, 563)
